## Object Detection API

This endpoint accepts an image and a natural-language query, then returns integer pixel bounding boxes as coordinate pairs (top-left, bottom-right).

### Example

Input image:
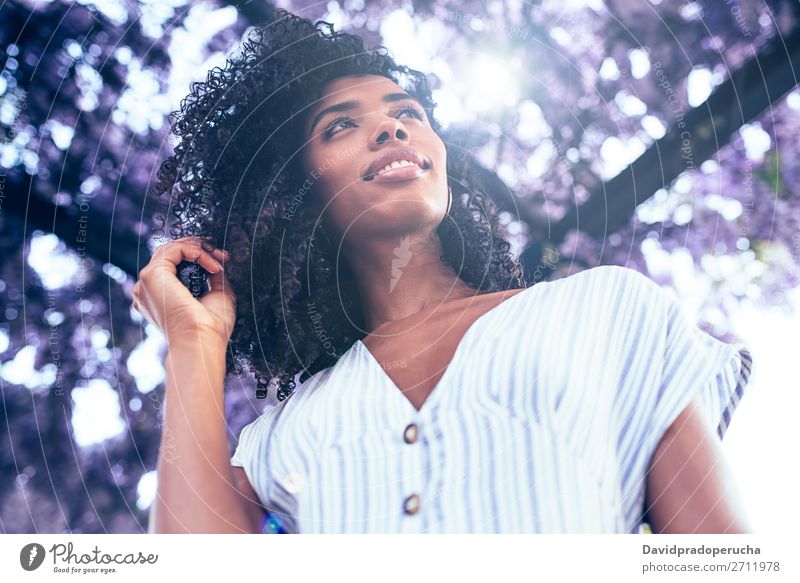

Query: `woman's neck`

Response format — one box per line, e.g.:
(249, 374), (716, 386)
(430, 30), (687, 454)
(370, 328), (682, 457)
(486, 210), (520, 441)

(344, 232), (478, 334)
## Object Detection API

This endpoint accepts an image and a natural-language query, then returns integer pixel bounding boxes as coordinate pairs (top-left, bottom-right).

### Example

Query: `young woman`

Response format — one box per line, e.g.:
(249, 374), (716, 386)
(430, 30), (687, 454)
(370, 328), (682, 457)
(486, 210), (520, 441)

(134, 9), (754, 534)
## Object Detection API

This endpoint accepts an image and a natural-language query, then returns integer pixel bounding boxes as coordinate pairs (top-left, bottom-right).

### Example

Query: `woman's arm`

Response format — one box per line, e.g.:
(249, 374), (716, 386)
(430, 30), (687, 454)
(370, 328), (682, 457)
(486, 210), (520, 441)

(644, 396), (753, 534)
(148, 333), (260, 533)
(132, 237), (258, 533)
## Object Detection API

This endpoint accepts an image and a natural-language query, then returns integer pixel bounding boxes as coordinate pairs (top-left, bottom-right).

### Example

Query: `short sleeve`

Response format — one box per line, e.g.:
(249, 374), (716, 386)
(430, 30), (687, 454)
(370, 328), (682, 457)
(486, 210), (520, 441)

(230, 418), (259, 467)
(229, 402), (282, 469)
(611, 268), (754, 531)
(648, 286), (753, 447)
(229, 400), (299, 534)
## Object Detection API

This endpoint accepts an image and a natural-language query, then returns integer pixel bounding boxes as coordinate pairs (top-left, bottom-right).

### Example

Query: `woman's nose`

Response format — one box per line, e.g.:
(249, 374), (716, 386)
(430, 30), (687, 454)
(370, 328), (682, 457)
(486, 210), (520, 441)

(371, 118), (409, 147)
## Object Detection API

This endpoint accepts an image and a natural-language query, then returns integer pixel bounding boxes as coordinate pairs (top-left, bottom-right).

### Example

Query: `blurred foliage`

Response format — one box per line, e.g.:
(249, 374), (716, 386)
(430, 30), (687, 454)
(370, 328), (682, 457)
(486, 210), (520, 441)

(1, 0), (799, 532)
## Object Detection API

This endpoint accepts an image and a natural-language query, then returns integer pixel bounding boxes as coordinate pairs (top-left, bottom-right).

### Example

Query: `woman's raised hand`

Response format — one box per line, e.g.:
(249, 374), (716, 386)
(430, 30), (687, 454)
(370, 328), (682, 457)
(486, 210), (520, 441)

(132, 237), (236, 346)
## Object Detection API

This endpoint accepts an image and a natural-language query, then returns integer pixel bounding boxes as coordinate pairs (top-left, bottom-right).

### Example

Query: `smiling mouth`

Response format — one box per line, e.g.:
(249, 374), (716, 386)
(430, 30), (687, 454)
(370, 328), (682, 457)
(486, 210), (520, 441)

(363, 159), (432, 181)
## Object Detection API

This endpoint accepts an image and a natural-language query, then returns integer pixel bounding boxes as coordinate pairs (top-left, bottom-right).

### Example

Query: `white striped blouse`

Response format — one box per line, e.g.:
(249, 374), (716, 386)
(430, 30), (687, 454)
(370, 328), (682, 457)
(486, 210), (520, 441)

(230, 265), (753, 533)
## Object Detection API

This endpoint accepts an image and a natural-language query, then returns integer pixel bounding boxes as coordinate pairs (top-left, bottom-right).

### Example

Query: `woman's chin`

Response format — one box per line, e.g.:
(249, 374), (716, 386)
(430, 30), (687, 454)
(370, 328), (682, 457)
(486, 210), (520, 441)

(362, 205), (445, 233)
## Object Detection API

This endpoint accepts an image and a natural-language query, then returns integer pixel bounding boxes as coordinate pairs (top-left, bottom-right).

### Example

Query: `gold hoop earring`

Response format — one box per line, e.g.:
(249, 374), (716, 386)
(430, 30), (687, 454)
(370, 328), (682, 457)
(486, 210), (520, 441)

(446, 185), (453, 215)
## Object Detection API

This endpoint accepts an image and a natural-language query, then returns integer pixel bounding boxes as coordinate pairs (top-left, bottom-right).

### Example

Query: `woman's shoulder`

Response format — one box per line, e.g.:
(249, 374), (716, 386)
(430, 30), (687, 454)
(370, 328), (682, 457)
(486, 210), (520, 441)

(544, 264), (663, 305)
(522, 265), (670, 344)
(554, 263), (658, 287)
(483, 265), (665, 332)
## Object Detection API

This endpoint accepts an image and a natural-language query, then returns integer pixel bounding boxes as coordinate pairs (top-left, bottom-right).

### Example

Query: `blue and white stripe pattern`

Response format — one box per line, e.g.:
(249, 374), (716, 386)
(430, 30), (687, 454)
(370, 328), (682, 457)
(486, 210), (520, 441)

(230, 265), (753, 533)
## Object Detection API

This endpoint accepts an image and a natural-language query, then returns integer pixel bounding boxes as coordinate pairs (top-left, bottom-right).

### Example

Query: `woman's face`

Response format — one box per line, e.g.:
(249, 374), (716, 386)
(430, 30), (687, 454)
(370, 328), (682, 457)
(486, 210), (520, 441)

(302, 74), (448, 243)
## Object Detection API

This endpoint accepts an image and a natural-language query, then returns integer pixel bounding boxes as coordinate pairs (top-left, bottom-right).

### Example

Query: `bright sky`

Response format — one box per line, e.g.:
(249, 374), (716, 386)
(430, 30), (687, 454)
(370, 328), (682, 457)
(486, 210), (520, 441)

(723, 289), (800, 533)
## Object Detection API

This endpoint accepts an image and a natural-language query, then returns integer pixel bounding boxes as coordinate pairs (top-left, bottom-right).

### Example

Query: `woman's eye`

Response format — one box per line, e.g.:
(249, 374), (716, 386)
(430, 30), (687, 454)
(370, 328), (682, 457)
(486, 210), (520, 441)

(398, 104), (425, 120)
(323, 116), (354, 138)
(322, 105), (424, 139)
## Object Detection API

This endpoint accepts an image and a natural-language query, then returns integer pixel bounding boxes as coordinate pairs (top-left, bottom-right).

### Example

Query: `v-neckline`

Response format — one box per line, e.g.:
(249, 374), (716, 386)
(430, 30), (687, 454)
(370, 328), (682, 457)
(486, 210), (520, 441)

(355, 285), (537, 417)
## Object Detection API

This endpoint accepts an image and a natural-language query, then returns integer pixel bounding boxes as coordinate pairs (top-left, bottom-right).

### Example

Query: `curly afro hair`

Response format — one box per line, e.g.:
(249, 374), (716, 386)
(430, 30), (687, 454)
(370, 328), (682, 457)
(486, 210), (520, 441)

(151, 8), (529, 401)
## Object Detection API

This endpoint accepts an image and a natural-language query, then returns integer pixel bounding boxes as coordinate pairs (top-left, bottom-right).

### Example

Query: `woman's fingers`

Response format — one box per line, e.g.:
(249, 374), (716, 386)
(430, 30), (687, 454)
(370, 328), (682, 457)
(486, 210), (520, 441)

(211, 248), (230, 262)
(143, 238), (223, 280)
(131, 236), (236, 344)
(206, 264), (234, 295)
(161, 242), (222, 275)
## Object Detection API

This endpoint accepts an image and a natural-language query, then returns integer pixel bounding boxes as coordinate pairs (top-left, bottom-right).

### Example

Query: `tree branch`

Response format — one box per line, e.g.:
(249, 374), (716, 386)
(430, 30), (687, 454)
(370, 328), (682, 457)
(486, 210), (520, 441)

(549, 26), (800, 243)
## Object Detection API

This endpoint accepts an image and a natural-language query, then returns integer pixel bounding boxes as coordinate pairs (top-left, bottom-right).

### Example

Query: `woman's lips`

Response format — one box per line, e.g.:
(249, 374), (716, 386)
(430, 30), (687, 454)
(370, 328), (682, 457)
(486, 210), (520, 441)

(367, 164), (428, 183)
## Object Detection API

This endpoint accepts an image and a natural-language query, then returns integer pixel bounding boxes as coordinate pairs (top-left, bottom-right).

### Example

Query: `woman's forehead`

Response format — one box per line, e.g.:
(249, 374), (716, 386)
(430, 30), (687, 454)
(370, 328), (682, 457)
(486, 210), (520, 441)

(320, 74), (400, 97)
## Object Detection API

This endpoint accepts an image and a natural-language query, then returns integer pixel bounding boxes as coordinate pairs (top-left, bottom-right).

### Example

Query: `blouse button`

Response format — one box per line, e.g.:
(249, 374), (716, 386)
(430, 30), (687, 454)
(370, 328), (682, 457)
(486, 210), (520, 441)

(403, 423), (419, 444)
(403, 493), (421, 515)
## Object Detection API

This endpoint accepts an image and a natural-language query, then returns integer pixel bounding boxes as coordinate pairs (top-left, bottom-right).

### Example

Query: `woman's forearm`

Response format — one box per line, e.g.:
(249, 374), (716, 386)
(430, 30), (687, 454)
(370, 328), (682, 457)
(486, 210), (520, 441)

(148, 332), (256, 533)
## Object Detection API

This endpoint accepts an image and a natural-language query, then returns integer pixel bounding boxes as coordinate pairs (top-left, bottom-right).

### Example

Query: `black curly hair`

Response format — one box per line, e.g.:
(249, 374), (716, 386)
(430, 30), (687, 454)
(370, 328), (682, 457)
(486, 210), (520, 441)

(151, 8), (529, 401)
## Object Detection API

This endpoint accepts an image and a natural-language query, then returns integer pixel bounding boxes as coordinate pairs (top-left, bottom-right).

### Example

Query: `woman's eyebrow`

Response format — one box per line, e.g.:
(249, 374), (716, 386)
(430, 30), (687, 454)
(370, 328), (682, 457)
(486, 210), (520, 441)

(308, 92), (421, 136)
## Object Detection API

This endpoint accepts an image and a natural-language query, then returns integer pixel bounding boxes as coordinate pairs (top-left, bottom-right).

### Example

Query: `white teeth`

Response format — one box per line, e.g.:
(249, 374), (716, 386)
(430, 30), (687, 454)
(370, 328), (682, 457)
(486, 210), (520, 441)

(365, 158), (428, 180)
(377, 160), (418, 175)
